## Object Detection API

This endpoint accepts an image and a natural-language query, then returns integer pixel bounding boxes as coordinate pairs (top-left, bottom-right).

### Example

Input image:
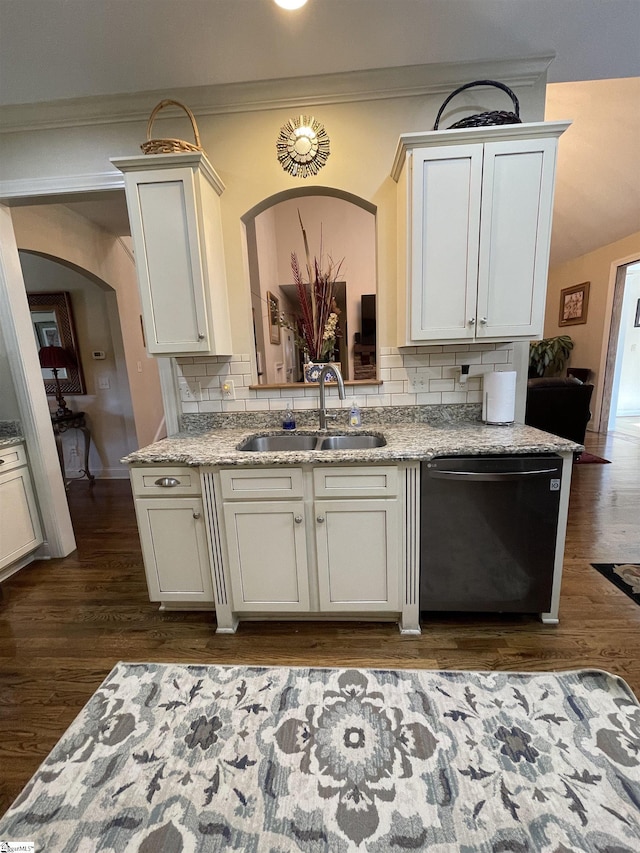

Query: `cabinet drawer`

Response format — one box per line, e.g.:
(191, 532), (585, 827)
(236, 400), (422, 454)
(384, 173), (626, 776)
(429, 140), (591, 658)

(314, 466), (398, 498)
(220, 467), (304, 500)
(0, 442), (27, 474)
(130, 466), (201, 497)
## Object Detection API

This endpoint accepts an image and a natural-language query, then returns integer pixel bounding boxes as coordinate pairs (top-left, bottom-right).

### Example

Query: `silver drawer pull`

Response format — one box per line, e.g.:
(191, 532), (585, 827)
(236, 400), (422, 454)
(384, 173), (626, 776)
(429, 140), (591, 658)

(294, 515), (303, 524)
(316, 516), (325, 524)
(155, 476), (181, 487)
(193, 512), (201, 519)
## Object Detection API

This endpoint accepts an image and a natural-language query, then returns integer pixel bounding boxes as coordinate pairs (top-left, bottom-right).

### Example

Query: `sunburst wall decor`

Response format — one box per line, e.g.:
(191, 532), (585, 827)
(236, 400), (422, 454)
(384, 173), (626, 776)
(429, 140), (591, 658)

(276, 115), (330, 178)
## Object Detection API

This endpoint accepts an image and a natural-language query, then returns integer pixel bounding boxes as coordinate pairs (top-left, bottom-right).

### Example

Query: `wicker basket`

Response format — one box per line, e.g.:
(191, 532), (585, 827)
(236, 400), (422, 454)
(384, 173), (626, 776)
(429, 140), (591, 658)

(141, 99), (204, 155)
(433, 80), (521, 131)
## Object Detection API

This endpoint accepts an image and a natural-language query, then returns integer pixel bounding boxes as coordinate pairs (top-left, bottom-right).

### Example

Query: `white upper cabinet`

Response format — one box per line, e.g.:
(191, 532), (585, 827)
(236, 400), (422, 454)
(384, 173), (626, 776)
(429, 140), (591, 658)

(392, 122), (570, 345)
(112, 152), (233, 356)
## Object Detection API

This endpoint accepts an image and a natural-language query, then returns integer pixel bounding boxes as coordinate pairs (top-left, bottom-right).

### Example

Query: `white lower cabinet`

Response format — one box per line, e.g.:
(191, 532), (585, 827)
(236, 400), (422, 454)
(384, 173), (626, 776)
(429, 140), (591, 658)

(223, 500), (310, 611)
(313, 466), (400, 612)
(314, 499), (399, 611)
(216, 465), (402, 622)
(130, 466), (214, 608)
(0, 442), (43, 575)
(129, 462), (422, 634)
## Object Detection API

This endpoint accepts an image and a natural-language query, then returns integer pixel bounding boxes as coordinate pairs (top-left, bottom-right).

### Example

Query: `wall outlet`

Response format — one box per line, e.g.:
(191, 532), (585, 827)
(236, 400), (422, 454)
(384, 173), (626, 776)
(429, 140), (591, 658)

(182, 382), (202, 402)
(98, 376), (110, 390)
(222, 380), (235, 400)
(410, 374), (429, 391)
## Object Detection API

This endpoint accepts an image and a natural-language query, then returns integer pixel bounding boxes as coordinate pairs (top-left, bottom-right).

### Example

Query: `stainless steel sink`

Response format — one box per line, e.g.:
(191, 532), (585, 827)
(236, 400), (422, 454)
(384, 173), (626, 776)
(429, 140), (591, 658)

(237, 432), (387, 452)
(238, 434), (319, 452)
(319, 434), (386, 450)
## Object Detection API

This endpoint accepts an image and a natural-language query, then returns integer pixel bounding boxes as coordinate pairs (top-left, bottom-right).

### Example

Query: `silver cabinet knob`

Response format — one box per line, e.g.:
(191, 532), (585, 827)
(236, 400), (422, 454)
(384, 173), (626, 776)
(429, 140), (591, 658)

(197, 333), (205, 341)
(155, 477), (180, 487)
(294, 515), (303, 524)
(479, 317), (488, 325)
(316, 516), (325, 524)
(193, 512), (201, 519)
(468, 318), (476, 325)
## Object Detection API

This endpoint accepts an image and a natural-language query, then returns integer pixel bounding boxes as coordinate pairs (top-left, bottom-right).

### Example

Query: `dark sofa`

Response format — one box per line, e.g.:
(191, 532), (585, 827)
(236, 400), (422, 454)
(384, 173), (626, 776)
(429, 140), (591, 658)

(525, 376), (594, 444)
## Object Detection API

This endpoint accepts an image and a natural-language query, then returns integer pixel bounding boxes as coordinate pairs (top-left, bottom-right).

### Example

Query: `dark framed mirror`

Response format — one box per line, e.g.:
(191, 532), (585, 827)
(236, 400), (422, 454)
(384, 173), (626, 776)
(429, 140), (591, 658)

(28, 291), (86, 396)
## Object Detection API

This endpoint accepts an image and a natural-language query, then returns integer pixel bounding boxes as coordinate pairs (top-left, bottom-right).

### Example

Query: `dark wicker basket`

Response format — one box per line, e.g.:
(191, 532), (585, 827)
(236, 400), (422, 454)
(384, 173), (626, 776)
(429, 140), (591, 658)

(433, 80), (521, 131)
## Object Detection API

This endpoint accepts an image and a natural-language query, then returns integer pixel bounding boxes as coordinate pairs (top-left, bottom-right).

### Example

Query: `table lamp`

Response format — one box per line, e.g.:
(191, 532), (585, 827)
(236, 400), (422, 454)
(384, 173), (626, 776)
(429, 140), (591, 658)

(38, 345), (76, 417)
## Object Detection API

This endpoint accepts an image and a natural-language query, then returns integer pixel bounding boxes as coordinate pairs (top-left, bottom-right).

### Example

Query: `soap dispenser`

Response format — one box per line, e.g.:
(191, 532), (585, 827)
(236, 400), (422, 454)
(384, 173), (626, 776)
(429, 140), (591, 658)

(349, 400), (362, 428)
(282, 406), (296, 430)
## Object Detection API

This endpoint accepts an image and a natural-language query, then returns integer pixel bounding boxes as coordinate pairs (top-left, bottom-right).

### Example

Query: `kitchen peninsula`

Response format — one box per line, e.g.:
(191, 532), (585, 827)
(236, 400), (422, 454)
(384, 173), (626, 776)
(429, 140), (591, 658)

(124, 406), (580, 636)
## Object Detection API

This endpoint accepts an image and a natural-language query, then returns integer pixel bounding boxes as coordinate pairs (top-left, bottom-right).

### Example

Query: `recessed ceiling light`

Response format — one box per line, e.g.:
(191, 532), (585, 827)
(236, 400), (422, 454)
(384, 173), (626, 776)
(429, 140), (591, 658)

(274, 0), (308, 9)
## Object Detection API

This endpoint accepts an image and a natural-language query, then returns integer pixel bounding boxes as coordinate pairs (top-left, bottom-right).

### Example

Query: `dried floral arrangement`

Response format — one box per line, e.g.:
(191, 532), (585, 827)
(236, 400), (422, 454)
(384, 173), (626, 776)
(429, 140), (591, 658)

(272, 214), (343, 363)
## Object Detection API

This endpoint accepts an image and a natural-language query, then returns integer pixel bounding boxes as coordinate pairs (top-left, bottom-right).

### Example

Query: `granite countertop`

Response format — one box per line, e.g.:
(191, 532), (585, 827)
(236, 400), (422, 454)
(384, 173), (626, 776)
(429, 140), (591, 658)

(0, 420), (22, 447)
(0, 435), (24, 450)
(123, 421), (580, 468)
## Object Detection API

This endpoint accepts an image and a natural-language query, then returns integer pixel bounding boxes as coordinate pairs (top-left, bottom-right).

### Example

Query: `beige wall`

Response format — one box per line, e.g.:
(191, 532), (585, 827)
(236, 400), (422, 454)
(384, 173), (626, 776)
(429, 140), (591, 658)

(10, 204), (165, 451)
(545, 230), (640, 428)
(20, 251), (135, 477)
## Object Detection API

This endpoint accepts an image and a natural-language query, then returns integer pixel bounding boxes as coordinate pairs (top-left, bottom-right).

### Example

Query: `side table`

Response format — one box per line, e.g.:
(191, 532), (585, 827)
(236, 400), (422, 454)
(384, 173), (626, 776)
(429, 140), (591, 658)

(51, 411), (95, 487)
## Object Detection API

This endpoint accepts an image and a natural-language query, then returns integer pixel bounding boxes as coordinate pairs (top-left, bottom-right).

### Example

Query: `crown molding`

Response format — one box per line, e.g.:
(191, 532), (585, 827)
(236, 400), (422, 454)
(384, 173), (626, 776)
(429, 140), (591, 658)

(0, 171), (124, 201)
(0, 55), (553, 135)
(390, 120), (572, 182)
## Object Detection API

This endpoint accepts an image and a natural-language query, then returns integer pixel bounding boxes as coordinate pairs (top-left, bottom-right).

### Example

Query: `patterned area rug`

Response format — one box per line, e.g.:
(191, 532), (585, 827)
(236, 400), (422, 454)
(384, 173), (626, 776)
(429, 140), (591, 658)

(592, 563), (640, 606)
(1, 664), (640, 852)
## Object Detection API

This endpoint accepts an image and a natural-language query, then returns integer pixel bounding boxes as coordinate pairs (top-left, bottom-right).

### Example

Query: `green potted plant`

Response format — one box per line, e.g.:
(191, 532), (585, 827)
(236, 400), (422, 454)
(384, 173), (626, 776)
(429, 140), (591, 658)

(528, 335), (574, 378)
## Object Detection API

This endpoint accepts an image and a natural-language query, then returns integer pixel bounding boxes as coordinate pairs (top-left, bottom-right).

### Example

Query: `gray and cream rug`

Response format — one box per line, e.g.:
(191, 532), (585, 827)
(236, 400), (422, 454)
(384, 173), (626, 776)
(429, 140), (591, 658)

(1, 663), (640, 851)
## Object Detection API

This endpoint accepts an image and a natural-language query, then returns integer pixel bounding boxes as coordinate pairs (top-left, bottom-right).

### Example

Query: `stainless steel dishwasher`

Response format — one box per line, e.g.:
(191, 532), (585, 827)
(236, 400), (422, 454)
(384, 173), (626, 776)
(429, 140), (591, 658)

(420, 455), (563, 613)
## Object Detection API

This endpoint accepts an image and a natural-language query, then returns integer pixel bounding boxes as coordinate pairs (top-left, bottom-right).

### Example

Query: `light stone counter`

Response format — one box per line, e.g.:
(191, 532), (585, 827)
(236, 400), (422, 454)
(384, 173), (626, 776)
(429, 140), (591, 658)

(0, 435), (23, 450)
(123, 421), (580, 468)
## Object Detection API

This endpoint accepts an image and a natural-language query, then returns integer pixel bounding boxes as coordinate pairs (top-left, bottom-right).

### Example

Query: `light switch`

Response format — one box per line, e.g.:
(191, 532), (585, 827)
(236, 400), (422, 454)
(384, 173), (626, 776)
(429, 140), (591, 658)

(98, 376), (110, 390)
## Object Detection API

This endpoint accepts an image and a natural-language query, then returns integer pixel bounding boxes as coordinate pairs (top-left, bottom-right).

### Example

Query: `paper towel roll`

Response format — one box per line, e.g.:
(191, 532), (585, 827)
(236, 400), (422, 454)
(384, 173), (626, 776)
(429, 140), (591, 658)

(483, 371), (517, 424)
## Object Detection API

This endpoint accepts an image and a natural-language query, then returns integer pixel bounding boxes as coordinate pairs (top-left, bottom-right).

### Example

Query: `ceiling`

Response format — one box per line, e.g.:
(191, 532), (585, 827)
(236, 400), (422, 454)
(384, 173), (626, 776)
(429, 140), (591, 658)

(1, 0), (639, 105)
(1, 0), (638, 267)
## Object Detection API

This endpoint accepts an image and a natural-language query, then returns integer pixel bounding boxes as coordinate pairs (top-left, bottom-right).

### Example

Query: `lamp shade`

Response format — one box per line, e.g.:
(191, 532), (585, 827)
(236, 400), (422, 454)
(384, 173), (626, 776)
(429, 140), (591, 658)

(38, 345), (76, 370)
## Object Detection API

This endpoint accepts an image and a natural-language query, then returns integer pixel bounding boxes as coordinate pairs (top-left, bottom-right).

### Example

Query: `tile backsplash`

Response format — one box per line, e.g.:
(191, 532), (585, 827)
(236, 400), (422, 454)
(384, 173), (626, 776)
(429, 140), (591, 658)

(175, 344), (514, 415)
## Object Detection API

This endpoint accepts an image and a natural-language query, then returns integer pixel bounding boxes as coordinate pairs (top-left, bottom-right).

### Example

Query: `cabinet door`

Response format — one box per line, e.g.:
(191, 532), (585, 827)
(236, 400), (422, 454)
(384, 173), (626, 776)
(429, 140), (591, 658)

(223, 501), (310, 612)
(124, 167), (211, 355)
(410, 144), (483, 341)
(0, 467), (43, 570)
(476, 137), (558, 339)
(314, 499), (400, 612)
(135, 497), (214, 603)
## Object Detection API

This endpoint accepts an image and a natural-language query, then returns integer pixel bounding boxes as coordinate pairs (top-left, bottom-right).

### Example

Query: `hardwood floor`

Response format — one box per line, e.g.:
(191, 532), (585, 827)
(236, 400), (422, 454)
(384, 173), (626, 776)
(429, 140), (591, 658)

(1, 427), (639, 814)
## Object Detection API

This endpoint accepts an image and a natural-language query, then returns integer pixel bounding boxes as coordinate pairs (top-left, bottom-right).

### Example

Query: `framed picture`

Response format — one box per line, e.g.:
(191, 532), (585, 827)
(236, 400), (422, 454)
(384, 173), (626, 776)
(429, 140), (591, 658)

(559, 281), (590, 326)
(34, 321), (61, 348)
(635, 298), (640, 328)
(267, 291), (281, 345)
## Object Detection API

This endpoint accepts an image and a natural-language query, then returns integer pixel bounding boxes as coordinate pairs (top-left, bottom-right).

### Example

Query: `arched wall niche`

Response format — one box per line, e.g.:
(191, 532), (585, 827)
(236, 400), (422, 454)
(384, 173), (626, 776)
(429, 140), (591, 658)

(242, 186), (378, 386)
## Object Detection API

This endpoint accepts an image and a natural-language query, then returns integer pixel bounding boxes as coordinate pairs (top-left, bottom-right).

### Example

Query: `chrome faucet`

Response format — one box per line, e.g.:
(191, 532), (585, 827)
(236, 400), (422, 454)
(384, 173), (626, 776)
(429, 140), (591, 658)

(318, 363), (346, 430)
